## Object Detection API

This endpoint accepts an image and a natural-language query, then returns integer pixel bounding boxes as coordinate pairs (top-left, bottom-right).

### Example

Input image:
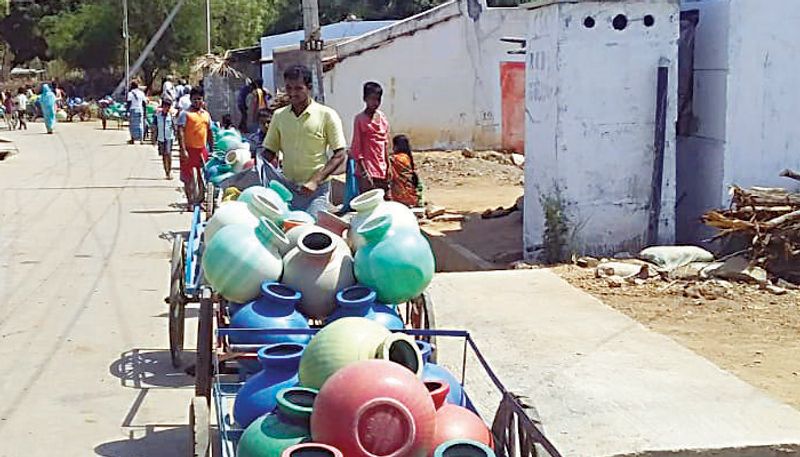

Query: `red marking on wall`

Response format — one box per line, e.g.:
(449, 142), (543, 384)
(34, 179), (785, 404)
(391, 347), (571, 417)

(500, 61), (525, 154)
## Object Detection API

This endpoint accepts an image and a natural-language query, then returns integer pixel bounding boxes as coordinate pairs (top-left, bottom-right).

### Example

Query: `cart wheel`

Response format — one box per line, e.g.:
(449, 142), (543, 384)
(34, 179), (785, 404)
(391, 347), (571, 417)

(195, 291), (214, 400)
(409, 291), (437, 363)
(189, 396), (210, 457)
(169, 234), (186, 368)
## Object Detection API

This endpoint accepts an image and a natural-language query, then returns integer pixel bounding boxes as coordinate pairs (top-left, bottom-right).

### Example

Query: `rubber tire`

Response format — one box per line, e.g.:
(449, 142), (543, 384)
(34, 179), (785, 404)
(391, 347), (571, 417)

(169, 234), (186, 368)
(195, 294), (214, 400)
(189, 396), (210, 457)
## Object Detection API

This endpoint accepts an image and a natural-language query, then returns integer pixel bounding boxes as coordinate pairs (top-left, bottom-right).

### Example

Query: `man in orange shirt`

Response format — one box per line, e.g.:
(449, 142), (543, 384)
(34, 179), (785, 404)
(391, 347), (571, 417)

(177, 87), (213, 205)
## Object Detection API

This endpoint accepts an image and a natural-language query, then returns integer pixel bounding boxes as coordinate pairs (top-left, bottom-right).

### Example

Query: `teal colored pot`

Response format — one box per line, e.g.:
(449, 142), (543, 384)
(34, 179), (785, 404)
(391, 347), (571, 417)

(205, 201), (259, 242)
(234, 344), (305, 428)
(239, 182), (293, 224)
(298, 317), (422, 390)
(434, 440), (495, 457)
(202, 218), (288, 303)
(354, 214), (435, 304)
(229, 282), (311, 346)
(347, 189), (420, 251)
(240, 181), (293, 206)
(286, 210), (315, 224)
(237, 387), (317, 457)
(210, 171), (236, 186)
(326, 285), (404, 330)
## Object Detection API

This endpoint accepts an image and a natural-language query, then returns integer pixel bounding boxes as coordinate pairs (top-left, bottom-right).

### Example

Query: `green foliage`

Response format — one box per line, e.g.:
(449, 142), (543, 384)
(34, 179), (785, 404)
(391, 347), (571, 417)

(41, 2), (121, 70)
(9, 0), (448, 83)
(540, 186), (570, 264)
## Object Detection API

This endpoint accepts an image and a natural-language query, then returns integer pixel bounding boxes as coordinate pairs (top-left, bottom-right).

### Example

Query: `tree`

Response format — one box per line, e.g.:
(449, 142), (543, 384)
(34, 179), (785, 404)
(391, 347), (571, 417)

(0, 0), (82, 65)
(40, 2), (122, 71)
(211, 0), (277, 52)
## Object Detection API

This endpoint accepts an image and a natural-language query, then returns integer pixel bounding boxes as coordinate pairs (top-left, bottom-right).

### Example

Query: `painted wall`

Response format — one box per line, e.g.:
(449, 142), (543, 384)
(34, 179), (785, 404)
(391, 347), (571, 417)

(677, 0), (800, 243)
(524, 0), (680, 259)
(322, 0), (528, 150)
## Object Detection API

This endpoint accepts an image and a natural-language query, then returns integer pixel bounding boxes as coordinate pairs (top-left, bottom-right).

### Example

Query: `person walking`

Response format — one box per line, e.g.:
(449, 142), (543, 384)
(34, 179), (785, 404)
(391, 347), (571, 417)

(261, 65), (347, 218)
(388, 134), (424, 207)
(161, 75), (176, 103)
(350, 81), (392, 196)
(40, 84), (57, 134)
(246, 79), (268, 133)
(155, 98), (175, 180)
(177, 87), (212, 205)
(2, 91), (14, 130)
(14, 88), (28, 130)
(126, 81), (147, 144)
(237, 79), (253, 132)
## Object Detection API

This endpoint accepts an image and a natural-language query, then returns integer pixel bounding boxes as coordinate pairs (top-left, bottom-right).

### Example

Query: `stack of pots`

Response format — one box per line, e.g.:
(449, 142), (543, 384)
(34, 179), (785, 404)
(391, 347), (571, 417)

(203, 183), (483, 456)
(236, 318), (495, 457)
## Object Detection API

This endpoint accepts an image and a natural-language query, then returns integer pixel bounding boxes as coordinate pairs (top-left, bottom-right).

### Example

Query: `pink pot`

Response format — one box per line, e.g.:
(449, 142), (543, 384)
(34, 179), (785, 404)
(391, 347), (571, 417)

(311, 359), (436, 457)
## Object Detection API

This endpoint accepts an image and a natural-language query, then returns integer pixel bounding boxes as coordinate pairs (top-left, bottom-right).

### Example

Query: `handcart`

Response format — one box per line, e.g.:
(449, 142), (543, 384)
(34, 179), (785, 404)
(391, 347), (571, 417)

(191, 327), (563, 457)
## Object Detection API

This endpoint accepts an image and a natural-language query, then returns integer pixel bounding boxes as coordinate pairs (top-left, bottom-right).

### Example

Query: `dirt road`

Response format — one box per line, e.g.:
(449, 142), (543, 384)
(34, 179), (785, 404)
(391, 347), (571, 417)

(0, 122), (192, 456)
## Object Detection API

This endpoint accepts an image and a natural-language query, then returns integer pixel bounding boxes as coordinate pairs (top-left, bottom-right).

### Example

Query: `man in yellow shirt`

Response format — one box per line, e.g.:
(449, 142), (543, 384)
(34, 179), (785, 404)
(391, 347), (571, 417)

(262, 65), (347, 217)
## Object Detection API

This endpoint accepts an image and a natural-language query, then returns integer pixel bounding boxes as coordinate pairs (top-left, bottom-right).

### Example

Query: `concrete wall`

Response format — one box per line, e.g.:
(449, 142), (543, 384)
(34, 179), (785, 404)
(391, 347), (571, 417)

(322, 0), (527, 150)
(524, 0), (680, 259)
(677, 0), (800, 243)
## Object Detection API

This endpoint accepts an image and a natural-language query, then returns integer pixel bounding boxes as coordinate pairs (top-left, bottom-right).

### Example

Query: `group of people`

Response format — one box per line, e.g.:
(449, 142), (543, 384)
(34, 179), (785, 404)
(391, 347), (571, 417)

(140, 64), (422, 215)
(259, 64), (422, 216)
(1, 88), (30, 130)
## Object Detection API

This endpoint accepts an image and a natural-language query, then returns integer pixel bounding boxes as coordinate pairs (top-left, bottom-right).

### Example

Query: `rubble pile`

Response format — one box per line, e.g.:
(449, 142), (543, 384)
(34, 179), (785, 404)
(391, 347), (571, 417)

(704, 185), (800, 284)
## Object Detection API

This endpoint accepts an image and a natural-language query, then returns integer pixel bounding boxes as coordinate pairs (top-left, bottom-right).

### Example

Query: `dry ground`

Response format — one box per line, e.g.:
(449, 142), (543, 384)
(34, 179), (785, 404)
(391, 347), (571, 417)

(419, 149), (800, 409)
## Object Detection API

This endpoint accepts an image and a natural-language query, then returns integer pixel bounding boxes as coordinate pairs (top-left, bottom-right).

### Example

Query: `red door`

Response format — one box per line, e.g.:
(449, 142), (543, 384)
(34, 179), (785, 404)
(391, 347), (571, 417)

(500, 61), (525, 154)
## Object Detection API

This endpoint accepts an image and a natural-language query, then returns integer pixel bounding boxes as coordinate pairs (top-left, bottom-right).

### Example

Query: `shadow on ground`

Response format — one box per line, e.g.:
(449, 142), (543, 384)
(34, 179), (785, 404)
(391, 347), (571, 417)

(95, 425), (190, 457)
(109, 349), (194, 389)
(433, 210), (523, 266)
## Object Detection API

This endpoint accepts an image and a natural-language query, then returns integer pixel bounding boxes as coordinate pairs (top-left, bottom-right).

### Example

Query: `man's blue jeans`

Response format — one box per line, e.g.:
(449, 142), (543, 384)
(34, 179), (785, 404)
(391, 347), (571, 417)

(259, 161), (331, 218)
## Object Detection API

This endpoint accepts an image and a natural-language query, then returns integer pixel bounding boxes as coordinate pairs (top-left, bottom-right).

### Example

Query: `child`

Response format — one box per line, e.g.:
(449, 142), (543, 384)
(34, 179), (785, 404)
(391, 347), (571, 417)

(15, 88), (28, 130)
(350, 81), (391, 196)
(389, 135), (424, 207)
(177, 87), (213, 205)
(155, 98), (175, 179)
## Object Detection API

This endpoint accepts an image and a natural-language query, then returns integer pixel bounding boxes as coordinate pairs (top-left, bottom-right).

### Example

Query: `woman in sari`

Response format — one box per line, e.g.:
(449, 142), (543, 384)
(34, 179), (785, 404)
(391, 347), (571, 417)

(40, 84), (57, 134)
(389, 134), (424, 207)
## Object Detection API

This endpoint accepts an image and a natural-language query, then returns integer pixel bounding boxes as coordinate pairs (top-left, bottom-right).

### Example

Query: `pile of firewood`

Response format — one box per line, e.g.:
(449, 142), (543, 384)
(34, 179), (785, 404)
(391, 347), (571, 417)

(703, 173), (800, 283)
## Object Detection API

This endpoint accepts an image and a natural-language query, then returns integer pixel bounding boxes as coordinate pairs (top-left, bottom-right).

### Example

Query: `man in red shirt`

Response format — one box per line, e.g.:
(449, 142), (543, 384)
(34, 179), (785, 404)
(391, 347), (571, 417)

(350, 81), (392, 196)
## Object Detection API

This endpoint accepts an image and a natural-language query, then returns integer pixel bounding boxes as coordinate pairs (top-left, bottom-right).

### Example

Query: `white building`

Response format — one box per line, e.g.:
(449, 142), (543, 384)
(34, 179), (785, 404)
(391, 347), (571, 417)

(676, 0), (800, 243)
(523, 0), (680, 259)
(321, 0), (529, 151)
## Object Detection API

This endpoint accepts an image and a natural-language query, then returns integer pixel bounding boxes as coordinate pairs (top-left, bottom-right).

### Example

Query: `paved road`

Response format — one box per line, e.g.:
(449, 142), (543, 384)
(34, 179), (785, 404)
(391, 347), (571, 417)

(0, 122), (193, 456)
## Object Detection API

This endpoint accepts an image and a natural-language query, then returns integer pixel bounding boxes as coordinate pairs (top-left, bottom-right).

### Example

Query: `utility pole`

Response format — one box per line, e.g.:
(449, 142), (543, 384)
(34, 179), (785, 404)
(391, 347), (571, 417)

(205, 0), (212, 54)
(112, 0), (186, 98)
(123, 0), (130, 95)
(301, 0), (324, 103)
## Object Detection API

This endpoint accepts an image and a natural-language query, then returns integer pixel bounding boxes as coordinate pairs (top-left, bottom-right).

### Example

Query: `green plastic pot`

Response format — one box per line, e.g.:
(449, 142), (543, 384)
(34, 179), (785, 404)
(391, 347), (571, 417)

(237, 387), (317, 457)
(202, 218), (288, 303)
(354, 214), (435, 303)
(298, 317), (422, 390)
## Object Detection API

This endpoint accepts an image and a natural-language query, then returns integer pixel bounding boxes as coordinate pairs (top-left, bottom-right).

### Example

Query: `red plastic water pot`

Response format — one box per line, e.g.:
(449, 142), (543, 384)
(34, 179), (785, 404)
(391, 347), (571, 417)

(431, 404), (493, 454)
(311, 359), (436, 457)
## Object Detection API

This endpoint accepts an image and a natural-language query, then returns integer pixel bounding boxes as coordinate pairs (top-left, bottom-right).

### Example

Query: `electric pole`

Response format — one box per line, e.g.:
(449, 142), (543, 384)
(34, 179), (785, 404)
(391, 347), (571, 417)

(123, 0), (130, 94)
(301, 0), (324, 103)
(206, 0), (212, 54)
